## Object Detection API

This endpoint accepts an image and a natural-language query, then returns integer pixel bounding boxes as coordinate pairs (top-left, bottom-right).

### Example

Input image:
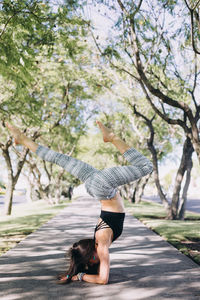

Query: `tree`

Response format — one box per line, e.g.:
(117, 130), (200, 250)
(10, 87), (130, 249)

(0, 0), (100, 214)
(91, 0), (200, 162)
(87, 0), (199, 219)
(133, 104), (194, 219)
(132, 105), (170, 210)
(23, 128), (81, 204)
(183, 0), (200, 55)
(0, 137), (30, 214)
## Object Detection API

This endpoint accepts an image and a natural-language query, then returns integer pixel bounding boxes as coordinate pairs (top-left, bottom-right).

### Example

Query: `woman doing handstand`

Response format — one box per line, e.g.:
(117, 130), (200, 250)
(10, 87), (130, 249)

(6, 121), (153, 285)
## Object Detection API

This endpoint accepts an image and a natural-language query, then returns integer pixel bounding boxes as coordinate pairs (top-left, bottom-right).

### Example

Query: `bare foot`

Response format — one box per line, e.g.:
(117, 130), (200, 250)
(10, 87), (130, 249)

(6, 123), (25, 145)
(96, 121), (115, 143)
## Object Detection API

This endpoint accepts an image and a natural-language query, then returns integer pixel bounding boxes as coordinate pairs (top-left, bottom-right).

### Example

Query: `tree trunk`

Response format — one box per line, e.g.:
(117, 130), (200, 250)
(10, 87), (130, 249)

(132, 179), (141, 203)
(52, 168), (65, 203)
(119, 183), (134, 202)
(153, 162), (170, 209)
(25, 154), (51, 202)
(4, 179), (15, 215)
(132, 105), (170, 211)
(168, 137), (194, 219)
(178, 147), (193, 219)
(1, 143), (29, 215)
(133, 176), (150, 204)
(25, 180), (33, 203)
(136, 174), (150, 203)
(147, 136), (170, 211)
(191, 136), (200, 165)
(125, 184), (131, 202)
(37, 184), (49, 201)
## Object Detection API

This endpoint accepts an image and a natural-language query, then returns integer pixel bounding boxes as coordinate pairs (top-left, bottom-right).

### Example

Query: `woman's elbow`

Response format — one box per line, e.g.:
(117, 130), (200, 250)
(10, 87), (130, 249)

(98, 277), (109, 285)
(100, 279), (108, 285)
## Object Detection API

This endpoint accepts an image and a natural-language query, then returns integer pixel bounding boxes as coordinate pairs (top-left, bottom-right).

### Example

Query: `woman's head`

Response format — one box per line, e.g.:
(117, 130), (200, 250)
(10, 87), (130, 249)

(57, 238), (99, 284)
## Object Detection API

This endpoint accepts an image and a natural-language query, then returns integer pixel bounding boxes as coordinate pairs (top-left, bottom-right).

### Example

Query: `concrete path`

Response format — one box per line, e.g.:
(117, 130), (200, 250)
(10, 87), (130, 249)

(0, 196), (199, 300)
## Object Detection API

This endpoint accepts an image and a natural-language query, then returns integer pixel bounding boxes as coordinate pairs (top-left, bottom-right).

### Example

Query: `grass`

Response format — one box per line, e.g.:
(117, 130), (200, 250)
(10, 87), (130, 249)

(0, 200), (69, 256)
(125, 200), (200, 265)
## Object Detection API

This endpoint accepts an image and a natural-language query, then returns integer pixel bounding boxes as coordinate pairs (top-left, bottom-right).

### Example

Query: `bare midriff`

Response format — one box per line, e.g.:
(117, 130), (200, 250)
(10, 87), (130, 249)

(100, 192), (125, 213)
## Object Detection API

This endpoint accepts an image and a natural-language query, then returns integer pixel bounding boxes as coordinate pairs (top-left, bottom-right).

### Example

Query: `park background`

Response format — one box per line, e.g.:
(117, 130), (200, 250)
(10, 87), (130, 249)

(0, 0), (200, 264)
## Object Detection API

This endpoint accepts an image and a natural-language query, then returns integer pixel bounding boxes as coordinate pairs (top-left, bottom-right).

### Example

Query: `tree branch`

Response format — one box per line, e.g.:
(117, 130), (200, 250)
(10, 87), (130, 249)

(191, 9), (200, 55)
(89, 24), (140, 81)
(118, 0), (188, 112)
(139, 80), (190, 133)
(183, 0), (200, 54)
(14, 148), (29, 185)
(50, 83), (71, 131)
(0, 12), (18, 40)
(149, 70), (168, 90)
(136, 0), (144, 14)
(189, 54), (199, 110)
(193, 0), (200, 10)
(133, 104), (155, 146)
(183, 0), (191, 11)
(120, 3), (198, 130)
(117, 0), (127, 13)
(43, 160), (51, 182)
(1, 147), (13, 181)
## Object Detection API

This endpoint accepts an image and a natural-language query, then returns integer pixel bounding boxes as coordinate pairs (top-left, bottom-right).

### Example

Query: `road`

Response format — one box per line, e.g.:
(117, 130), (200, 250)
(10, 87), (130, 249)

(0, 189), (27, 209)
(0, 196), (199, 300)
(143, 195), (200, 214)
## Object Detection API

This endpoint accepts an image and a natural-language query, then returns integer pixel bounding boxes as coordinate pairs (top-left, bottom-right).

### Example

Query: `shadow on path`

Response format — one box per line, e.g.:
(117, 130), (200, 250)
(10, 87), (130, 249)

(0, 196), (199, 300)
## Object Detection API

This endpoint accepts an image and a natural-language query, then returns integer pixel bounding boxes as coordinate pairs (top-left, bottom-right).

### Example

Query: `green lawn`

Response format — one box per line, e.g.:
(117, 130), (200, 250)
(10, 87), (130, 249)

(0, 200), (69, 256)
(125, 200), (200, 265)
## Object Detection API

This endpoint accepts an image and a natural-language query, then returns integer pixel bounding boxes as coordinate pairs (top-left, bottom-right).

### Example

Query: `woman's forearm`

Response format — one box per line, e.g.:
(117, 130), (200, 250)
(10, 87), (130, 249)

(84, 274), (108, 285)
(73, 274), (108, 285)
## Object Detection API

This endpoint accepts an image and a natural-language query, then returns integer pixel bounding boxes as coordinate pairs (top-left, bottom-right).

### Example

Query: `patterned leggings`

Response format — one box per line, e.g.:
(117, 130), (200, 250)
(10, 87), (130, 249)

(36, 145), (153, 200)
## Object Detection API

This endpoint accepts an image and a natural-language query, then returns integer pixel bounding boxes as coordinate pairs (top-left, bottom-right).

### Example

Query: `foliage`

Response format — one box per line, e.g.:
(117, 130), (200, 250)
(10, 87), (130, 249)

(90, 0), (200, 162)
(0, 0), (199, 216)
(0, 0), (92, 125)
(77, 110), (154, 170)
(0, 0), (54, 108)
(0, 0), (113, 213)
(77, 130), (117, 170)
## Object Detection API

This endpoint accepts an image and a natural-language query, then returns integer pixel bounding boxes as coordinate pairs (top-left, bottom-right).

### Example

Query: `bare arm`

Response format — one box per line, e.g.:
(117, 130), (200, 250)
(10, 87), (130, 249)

(72, 230), (111, 285)
(79, 245), (110, 285)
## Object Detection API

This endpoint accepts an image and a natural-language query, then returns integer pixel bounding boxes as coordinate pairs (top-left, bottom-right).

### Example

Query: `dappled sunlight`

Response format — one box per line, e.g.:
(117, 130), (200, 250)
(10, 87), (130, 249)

(0, 197), (199, 299)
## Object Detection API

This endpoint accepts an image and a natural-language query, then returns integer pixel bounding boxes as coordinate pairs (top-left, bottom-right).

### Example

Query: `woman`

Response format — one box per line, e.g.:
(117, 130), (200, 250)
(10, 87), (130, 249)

(6, 121), (153, 285)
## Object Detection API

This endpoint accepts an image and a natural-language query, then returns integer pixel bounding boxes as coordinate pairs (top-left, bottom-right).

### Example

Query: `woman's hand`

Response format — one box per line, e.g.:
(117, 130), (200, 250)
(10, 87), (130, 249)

(71, 275), (78, 281)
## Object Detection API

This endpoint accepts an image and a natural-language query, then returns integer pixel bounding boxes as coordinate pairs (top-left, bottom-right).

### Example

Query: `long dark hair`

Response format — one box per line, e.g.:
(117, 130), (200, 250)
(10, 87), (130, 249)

(57, 238), (99, 284)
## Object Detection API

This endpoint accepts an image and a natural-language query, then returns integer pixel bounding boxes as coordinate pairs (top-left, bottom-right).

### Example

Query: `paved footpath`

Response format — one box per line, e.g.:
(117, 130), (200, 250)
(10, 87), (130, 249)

(0, 196), (200, 300)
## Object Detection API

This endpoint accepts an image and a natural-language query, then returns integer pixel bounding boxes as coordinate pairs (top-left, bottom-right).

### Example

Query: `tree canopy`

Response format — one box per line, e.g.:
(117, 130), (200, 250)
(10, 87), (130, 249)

(0, 0), (199, 218)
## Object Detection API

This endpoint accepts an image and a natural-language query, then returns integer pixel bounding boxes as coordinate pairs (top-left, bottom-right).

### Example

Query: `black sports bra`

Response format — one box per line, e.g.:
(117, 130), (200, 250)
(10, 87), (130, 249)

(94, 210), (125, 242)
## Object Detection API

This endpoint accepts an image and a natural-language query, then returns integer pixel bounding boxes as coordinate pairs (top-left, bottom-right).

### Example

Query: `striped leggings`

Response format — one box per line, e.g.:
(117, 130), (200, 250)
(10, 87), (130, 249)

(36, 145), (153, 200)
